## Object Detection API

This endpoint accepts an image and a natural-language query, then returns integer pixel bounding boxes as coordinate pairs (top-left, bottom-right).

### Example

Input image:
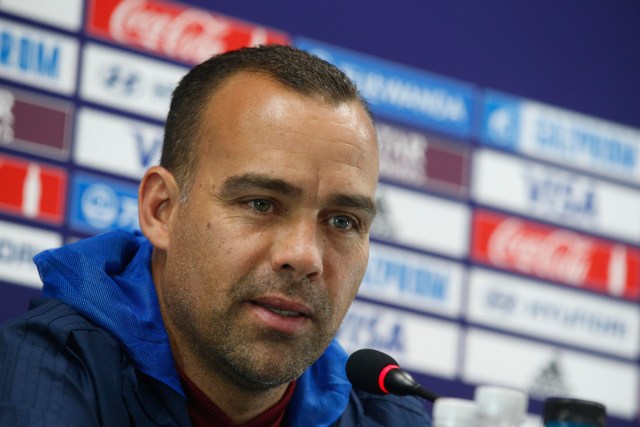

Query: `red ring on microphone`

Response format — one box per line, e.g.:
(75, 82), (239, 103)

(378, 364), (399, 394)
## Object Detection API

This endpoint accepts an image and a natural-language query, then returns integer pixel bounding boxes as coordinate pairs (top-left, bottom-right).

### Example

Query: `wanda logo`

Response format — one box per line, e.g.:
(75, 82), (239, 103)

(87, 0), (290, 64)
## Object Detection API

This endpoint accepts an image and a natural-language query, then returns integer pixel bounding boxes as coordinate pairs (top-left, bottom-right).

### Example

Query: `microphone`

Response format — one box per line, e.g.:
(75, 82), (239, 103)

(345, 348), (439, 402)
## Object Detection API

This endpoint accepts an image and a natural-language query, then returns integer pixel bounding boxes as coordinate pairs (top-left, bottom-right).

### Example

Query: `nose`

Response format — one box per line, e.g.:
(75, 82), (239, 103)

(271, 218), (324, 281)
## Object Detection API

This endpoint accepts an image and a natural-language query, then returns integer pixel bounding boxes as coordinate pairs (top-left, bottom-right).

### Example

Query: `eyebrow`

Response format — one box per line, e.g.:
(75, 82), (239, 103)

(220, 174), (302, 198)
(219, 173), (377, 218)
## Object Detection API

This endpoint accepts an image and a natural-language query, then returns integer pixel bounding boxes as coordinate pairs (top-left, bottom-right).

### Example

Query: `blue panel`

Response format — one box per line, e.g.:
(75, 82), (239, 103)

(294, 37), (476, 139)
(478, 91), (522, 150)
(69, 172), (140, 234)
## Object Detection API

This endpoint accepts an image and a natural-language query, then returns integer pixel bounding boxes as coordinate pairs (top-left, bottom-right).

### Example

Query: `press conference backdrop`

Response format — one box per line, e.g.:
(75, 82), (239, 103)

(0, 1), (638, 425)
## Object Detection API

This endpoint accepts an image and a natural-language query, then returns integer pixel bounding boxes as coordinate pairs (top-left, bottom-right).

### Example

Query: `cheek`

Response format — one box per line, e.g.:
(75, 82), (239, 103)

(167, 219), (226, 290)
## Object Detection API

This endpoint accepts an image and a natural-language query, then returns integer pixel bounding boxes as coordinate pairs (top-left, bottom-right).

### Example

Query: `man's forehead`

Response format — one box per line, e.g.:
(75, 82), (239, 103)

(197, 73), (377, 151)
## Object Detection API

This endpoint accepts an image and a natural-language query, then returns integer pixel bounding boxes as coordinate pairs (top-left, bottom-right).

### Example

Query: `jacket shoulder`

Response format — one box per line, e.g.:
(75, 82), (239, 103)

(0, 298), (191, 426)
(0, 298), (129, 425)
(0, 298), (120, 349)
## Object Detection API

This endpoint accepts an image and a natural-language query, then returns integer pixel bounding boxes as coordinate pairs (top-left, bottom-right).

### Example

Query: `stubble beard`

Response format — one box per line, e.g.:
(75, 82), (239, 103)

(165, 268), (341, 392)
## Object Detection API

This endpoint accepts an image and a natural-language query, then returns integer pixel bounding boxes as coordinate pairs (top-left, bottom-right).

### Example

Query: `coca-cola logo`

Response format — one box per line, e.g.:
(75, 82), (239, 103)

(487, 217), (594, 284)
(107, 0), (271, 64)
(109, 0), (229, 63)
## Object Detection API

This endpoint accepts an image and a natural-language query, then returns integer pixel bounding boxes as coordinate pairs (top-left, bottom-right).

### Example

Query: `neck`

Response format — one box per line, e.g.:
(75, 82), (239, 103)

(175, 352), (289, 424)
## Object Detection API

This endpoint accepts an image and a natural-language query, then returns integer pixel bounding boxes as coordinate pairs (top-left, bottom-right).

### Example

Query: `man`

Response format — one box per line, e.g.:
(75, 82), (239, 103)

(0, 45), (430, 426)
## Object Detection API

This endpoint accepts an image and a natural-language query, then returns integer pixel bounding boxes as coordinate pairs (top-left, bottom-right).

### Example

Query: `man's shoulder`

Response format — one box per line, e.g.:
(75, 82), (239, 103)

(0, 298), (190, 426)
(0, 298), (127, 425)
(0, 298), (122, 359)
(336, 388), (432, 426)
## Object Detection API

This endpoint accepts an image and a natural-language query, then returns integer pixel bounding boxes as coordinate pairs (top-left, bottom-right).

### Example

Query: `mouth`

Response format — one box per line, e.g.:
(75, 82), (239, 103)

(254, 302), (305, 317)
(249, 297), (312, 335)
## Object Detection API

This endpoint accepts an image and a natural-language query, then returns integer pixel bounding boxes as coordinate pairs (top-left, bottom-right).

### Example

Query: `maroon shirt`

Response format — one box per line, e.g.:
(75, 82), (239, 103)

(178, 370), (297, 427)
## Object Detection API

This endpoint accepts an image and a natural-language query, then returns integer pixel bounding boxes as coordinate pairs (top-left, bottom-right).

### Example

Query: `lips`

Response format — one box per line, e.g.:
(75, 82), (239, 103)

(256, 303), (302, 317)
(249, 296), (312, 335)
(252, 296), (311, 316)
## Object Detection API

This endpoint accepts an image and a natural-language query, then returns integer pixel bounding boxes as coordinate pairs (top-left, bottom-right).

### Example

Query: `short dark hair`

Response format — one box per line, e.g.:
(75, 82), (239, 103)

(161, 44), (370, 198)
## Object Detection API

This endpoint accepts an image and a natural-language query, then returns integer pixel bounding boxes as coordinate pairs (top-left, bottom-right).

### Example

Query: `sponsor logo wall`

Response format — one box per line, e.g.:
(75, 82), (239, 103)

(337, 300), (461, 379)
(471, 209), (640, 300)
(463, 328), (639, 420)
(0, 153), (67, 224)
(85, 0), (290, 64)
(0, 219), (62, 287)
(472, 148), (640, 243)
(0, 18), (79, 95)
(467, 268), (640, 359)
(0, 1), (638, 425)
(74, 107), (163, 179)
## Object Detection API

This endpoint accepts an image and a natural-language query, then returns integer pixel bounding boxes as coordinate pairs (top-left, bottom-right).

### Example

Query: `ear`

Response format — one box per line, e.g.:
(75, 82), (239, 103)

(138, 166), (181, 250)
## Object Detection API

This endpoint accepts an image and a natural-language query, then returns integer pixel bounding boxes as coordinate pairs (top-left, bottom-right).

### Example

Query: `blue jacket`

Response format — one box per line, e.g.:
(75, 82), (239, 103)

(0, 230), (430, 426)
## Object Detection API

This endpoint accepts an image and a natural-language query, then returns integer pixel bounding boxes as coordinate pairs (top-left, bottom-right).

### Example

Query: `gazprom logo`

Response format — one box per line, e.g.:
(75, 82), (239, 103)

(0, 19), (77, 94)
(0, 29), (60, 79)
(363, 253), (449, 302)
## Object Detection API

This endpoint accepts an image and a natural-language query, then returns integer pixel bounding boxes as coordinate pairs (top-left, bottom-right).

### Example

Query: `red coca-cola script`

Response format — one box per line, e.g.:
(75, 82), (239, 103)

(86, 0), (290, 64)
(471, 209), (640, 300)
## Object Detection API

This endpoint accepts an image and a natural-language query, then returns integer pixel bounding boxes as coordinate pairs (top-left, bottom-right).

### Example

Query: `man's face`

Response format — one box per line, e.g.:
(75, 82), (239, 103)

(157, 72), (379, 390)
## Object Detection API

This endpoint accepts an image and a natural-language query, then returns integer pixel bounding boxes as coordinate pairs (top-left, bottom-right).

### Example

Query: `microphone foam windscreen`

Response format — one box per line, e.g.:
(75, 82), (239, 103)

(345, 348), (398, 394)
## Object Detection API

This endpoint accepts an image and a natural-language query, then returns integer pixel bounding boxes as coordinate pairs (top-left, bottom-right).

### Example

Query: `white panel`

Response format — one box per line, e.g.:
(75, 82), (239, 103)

(0, 19), (78, 94)
(372, 183), (470, 258)
(338, 300), (461, 378)
(74, 108), (163, 179)
(0, 220), (61, 287)
(472, 148), (640, 243)
(463, 328), (639, 420)
(360, 242), (465, 317)
(80, 43), (189, 120)
(0, 0), (84, 31)
(467, 268), (640, 359)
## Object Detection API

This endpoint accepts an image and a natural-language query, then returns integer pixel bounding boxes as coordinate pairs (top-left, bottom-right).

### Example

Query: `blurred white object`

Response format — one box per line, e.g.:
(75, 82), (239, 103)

(433, 398), (478, 427)
(474, 385), (528, 427)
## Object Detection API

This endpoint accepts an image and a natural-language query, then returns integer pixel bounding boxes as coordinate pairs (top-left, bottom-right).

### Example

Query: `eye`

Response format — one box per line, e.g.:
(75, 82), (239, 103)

(329, 215), (356, 230)
(249, 198), (273, 213)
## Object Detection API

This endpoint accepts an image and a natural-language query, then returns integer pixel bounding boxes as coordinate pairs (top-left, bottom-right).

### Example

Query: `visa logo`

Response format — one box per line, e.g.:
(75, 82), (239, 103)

(74, 108), (163, 179)
(132, 126), (162, 168)
(338, 311), (406, 353)
(525, 173), (597, 218)
(0, 30), (60, 79)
